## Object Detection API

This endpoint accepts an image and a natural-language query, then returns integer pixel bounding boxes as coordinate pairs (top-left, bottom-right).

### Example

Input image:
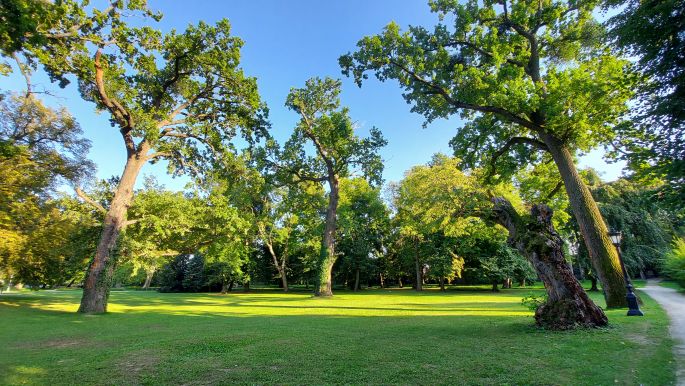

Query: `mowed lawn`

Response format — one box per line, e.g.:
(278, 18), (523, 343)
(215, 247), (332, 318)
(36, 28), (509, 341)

(0, 287), (676, 385)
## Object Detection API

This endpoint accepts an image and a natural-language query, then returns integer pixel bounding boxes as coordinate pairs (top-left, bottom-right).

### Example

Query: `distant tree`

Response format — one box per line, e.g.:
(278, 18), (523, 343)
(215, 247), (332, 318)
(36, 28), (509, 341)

(264, 77), (386, 296)
(0, 93), (92, 288)
(391, 155), (514, 290)
(337, 178), (391, 291)
(119, 179), (203, 289)
(341, 0), (635, 307)
(567, 176), (678, 279)
(421, 232), (464, 291)
(222, 164), (326, 292)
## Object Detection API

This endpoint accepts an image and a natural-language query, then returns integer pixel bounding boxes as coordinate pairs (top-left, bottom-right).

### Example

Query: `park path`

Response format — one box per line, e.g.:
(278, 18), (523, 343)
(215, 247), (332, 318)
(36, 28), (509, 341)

(641, 282), (685, 385)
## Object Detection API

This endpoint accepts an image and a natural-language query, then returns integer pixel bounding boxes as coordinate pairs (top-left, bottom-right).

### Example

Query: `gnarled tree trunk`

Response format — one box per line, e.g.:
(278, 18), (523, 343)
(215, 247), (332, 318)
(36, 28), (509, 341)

(78, 152), (146, 313)
(491, 197), (608, 329)
(542, 135), (627, 308)
(315, 175), (339, 297)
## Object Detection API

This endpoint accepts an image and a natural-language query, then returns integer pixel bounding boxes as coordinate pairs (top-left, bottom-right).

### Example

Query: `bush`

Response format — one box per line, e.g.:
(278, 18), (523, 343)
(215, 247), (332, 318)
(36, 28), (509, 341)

(663, 238), (685, 288)
(521, 294), (548, 312)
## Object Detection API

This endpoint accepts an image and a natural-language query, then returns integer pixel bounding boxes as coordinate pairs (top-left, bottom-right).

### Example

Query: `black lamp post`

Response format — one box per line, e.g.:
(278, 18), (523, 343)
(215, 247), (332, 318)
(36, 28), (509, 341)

(608, 229), (644, 316)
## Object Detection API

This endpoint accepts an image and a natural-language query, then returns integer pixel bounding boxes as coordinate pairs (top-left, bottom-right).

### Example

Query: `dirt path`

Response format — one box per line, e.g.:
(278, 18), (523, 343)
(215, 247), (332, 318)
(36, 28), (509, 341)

(641, 282), (685, 385)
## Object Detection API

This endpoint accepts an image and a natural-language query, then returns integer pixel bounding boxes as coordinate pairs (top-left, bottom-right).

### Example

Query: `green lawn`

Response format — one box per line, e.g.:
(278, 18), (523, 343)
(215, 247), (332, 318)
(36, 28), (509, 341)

(659, 280), (684, 292)
(0, 287), (676, 385)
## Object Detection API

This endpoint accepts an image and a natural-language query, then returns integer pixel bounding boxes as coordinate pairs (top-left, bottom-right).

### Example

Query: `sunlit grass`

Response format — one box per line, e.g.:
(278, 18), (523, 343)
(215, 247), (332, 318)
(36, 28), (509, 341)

(0, 287), (676, 385)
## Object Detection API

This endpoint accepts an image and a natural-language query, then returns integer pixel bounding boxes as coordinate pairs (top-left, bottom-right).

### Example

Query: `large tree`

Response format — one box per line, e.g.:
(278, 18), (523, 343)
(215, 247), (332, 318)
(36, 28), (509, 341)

(265, 77), (386, 296)
(0, 92), (93, 289)
(340, 0), (634, 307)
(606, 0), (685, 204)
(10, 2), (266, 312)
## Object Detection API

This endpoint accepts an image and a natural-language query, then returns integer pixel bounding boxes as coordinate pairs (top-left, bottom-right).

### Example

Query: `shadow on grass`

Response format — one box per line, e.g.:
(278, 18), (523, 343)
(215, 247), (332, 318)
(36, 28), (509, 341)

(0, 289), (676, 385)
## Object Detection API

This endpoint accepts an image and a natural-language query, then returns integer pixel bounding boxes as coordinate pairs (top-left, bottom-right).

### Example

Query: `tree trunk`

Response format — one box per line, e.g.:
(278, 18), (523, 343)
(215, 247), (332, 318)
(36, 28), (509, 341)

(519, 278), (526, 287)
(398, 277), (403, 288)
(266, 240), (289, 292)
(354, 268), (360, 292)
(142, 269), (154, 289)
(221, 281), (229, 294)
(491, 281), (499, 292)
(227, 280), (235, 292)
(589, 276), (599, 292)
(542, 135), (626, 308)
(78, 151), (146, 313)
(315, 175), (339, 297)
(439, 277), (445, 291)
(491, 197), (608, 329)
(243, 281), (250, 292)
(502, 278), (512, 289)
(414, 247), (423, 292)
(379, 273), (385, 288)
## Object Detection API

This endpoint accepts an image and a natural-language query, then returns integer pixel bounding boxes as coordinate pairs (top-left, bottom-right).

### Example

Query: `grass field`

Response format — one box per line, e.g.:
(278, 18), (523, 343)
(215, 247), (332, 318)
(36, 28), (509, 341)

(0, 287), (676, 385)
(659, 280), (684, 292)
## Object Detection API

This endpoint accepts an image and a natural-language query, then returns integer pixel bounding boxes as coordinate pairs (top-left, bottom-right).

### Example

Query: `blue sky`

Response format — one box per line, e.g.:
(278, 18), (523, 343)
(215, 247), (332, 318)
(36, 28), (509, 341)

(3, 0), (624, 191)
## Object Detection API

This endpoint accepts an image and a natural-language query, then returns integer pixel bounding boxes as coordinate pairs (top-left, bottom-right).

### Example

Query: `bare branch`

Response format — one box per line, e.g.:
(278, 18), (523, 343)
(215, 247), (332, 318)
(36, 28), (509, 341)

(145, 151), (170, 161)
(12, 53), (33, 97)
(75, 187), (106, 214)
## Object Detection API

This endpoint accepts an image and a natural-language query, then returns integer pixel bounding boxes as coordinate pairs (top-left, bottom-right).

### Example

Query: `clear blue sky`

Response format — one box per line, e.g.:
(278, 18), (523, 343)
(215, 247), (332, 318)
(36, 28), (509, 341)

(3, 0), (624, 190)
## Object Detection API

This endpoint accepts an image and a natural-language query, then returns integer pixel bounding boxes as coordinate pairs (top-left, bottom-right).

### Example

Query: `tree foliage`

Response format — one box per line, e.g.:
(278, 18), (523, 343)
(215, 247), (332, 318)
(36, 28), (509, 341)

(606, 0), (685, 204)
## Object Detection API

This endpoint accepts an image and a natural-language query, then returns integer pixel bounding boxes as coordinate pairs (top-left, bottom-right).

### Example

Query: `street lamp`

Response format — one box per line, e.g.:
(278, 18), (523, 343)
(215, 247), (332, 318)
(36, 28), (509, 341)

(608, 229), (644, 316)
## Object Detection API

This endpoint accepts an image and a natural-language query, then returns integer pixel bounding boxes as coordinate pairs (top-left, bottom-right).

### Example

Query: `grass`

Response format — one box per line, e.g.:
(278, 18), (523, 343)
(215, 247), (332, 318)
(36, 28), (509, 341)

(659, 280), (685, 292)
(0, 287), (676, 385)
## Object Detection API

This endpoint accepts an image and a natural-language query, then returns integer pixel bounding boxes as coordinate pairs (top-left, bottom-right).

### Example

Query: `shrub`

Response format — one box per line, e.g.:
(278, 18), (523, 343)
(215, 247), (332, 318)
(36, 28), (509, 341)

(663, 238), (685, 288)
(521, 294), (548, 312)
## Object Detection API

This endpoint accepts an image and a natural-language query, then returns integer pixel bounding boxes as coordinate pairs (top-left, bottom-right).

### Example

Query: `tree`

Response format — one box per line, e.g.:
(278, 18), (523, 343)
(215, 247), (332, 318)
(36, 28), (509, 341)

(421, 232), (464, 291)
(119, 178), (203, 289)
(606, 0), (685, 204)
(265, 77), (386, 296)
(12, 2), (267, 312)
(336, 178), (391, 291)
(222, 163), (326, 292)
(340, 0), (635, 307)
(0, 92), (93, 289)
(491, 198), (608, 329)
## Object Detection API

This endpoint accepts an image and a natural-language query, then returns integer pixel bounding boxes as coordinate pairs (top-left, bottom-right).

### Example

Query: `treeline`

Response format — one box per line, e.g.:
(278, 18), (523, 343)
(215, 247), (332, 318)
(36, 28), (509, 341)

(1, 0), (684, 327)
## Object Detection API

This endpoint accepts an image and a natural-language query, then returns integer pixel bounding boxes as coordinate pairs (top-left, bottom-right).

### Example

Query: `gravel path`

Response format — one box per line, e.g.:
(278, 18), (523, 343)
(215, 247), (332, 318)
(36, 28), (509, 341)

(641, 282), (685, 385)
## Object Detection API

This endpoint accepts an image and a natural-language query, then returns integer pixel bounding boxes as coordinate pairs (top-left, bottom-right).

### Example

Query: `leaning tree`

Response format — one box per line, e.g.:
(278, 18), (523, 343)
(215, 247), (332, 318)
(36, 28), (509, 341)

(8, 2), (267, 312)
(264, 77), (386, 296)
(340, 0), (635, 307)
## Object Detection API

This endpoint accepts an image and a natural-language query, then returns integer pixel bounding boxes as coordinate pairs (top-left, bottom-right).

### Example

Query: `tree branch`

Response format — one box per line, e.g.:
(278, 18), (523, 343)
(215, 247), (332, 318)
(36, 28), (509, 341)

(486, 136), (549, 181)
(75, 187), (106, 214)
(388, 59), (540, 131)
(546, 180), (564, 200)
(94, 48), (136, 155)
(442, 40), (526, 68)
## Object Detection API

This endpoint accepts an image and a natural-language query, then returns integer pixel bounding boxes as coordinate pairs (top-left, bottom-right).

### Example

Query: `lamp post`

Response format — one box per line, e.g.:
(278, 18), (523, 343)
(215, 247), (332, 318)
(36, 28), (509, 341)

(608, 229), (644, 316)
